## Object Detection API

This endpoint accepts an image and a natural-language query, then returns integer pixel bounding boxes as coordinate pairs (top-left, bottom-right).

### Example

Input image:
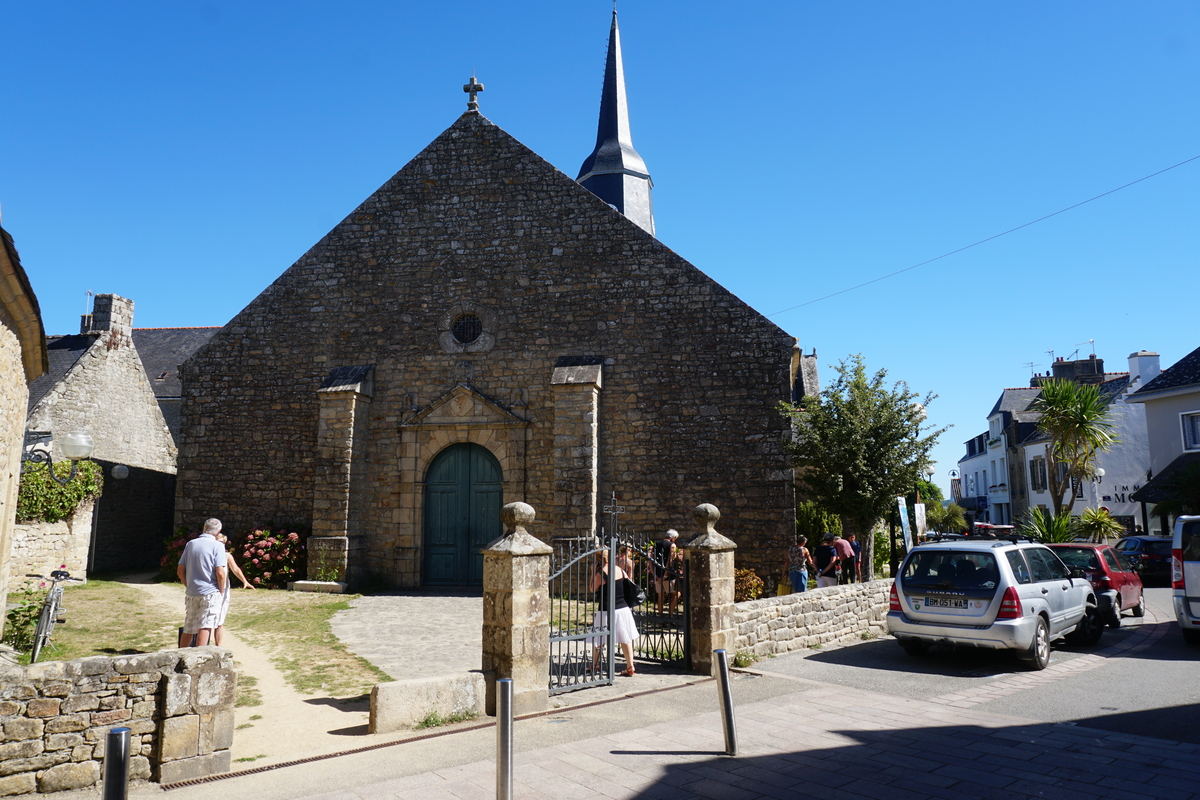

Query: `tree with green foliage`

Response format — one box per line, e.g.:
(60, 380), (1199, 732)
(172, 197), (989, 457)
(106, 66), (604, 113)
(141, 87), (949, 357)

(795, 500), (841, 542)
(779, 355), (946, 580)
(906, 480), (967, 534)
(1076, 507), (1125, 542)
(1019, 506), (1078, 543)
(1033, 379), (1117, 516)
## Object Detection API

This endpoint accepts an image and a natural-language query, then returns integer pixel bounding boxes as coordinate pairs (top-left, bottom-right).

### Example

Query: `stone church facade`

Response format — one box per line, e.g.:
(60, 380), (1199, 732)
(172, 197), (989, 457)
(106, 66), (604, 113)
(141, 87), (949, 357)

(176, 110), (803, 587)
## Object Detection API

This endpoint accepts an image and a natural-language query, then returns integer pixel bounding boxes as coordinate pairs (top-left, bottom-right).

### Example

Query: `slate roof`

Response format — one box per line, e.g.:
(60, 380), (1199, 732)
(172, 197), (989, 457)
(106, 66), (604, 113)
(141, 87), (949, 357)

(26, 335), (94, 413)
(131, 328), (219, 399)
(989, 388), (1041, 420)
(1130, 344), (1200, 398)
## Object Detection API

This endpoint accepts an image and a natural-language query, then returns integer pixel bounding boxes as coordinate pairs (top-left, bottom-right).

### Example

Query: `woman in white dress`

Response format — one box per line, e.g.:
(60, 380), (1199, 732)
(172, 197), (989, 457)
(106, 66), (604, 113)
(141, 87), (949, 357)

(589, 549), (639, 677)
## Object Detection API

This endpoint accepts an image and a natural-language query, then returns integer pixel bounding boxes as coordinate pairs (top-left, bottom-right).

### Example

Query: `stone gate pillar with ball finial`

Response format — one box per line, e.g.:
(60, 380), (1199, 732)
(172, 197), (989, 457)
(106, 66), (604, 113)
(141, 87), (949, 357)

(682, 503), (737, 676)
(481, 502), (553, 715)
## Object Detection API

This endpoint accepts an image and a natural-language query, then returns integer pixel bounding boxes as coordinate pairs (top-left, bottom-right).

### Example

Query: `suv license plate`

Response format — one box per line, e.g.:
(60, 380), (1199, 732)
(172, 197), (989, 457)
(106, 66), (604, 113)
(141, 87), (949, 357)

(923, 597), (966, 609)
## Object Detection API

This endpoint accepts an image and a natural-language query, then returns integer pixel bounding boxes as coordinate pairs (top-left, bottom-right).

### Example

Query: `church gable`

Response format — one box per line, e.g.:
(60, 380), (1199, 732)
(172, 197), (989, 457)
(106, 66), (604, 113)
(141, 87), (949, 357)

(177, 108), (799, 586)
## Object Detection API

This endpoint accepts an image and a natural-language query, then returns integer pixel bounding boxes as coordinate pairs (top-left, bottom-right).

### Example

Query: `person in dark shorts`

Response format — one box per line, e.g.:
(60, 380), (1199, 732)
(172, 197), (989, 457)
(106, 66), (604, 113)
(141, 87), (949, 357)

(815, 533), (840, 588)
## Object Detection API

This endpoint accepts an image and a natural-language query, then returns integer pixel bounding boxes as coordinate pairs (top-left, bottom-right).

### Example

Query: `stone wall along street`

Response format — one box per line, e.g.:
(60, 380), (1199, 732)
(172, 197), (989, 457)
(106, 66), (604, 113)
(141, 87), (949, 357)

(733, 580), (891, 657)
(0, 649), (235, 795)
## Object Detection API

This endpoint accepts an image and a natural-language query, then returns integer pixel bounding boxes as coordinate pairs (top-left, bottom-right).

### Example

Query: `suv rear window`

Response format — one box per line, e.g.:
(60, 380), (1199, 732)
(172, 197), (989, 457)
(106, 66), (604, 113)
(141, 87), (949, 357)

(902, 551), (1000, 590)
(1146, 540), (1172, 556)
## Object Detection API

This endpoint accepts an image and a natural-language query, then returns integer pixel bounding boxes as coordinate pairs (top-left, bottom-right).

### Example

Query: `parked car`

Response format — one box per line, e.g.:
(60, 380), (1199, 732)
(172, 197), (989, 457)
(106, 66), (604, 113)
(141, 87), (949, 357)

(1115, 535), (1173, 586)
(1047, 543), (1144, 627)
(888, 536), (1103, 670)
(1172, 515), (1200, 646)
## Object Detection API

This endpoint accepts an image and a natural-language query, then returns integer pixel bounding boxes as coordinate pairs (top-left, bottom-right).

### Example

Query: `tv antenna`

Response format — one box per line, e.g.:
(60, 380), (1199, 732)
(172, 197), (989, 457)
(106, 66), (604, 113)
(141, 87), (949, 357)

(1075, 338), (1096, 357)
(1045, 348), (1055, 362)
(1023, 362), (1039, 376)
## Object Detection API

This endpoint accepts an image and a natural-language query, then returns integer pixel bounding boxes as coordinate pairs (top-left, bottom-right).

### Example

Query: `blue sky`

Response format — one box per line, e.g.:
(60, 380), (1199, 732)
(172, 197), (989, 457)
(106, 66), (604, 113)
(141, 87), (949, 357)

(2, 2), (1196, 498)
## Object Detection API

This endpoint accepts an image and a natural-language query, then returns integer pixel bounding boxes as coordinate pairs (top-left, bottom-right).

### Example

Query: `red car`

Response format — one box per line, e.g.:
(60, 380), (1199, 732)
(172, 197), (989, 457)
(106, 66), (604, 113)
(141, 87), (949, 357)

(1048, 543), (1144, 628)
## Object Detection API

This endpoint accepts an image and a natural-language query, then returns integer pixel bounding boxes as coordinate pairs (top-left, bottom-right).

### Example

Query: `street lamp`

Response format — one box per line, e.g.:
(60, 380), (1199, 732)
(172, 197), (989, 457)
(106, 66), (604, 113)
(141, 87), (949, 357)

(1093, 467), (1105, 485)
(21, 430), (95, 486)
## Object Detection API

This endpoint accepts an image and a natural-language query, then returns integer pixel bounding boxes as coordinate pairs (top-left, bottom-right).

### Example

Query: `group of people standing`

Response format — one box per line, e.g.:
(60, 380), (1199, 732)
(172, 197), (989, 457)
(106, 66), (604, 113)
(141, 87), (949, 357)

(176, 518), (254, 648)
(785, 532), (861, 592)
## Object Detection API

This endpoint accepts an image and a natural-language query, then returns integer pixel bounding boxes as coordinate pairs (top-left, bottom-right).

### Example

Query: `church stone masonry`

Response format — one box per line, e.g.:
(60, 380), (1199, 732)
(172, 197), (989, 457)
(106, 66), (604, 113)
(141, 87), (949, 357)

(176, 107), (802, 586)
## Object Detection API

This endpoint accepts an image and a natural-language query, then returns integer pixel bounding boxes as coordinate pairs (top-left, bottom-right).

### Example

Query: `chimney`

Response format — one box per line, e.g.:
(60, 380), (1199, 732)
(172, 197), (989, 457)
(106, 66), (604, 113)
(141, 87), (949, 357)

(1127, 350), (1161, 387)
(80, 294), (134, 337)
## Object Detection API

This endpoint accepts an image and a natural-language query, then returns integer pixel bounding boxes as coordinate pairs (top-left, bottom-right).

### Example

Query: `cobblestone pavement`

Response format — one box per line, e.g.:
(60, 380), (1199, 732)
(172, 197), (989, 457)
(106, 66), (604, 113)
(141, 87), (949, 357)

(329, 590), (702, 707)
(329, 591), (484, 681)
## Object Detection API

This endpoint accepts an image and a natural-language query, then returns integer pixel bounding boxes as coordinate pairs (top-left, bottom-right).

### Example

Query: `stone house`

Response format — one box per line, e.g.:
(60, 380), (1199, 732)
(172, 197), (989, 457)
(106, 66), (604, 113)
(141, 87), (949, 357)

(17, 294), (179, 578)
(175, 16), (807, 587)
(0, 220), (49, 636)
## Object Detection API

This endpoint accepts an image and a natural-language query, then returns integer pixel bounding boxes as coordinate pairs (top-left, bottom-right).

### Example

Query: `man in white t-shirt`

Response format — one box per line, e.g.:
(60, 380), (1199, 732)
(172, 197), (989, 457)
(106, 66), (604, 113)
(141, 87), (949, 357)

(177, 518), (228, 647)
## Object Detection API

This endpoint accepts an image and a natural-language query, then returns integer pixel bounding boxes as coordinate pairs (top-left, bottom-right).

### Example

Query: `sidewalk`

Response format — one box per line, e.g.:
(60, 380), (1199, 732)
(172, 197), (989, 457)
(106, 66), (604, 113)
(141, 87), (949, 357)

(114, 665), (1199, 800)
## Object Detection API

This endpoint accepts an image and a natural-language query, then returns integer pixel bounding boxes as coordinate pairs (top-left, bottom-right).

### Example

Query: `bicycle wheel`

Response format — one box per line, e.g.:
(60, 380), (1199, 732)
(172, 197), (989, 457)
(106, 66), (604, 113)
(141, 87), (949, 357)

(29, 593), (59, 664)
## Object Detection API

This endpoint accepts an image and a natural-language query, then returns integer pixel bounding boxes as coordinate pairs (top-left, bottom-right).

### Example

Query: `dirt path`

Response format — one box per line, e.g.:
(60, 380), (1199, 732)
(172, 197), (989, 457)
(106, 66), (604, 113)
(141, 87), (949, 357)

(124, 579), (373, 767)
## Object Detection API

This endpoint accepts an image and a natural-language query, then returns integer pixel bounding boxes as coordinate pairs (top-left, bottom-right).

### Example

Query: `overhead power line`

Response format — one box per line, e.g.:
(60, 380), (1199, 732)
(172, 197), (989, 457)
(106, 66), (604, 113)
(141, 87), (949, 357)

(768, 154), (1200, 318)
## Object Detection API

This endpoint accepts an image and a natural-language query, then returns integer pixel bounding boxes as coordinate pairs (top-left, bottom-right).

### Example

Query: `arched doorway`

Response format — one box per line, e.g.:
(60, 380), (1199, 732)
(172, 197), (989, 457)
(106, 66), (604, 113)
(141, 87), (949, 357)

(423, 443), (503, 586)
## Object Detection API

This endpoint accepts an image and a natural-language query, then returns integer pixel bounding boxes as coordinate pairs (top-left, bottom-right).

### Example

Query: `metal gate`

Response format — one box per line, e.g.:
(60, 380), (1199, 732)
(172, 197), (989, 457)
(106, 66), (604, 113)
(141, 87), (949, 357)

(548, 536), (616, 695)
(618, 527), (689, 666)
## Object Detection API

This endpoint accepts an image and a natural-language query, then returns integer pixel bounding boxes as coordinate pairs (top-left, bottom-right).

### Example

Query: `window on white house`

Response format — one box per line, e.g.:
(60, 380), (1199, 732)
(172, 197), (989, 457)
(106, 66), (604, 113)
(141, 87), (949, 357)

(1029, 458), (1047, 492)
(1184, 412), (1200, 450)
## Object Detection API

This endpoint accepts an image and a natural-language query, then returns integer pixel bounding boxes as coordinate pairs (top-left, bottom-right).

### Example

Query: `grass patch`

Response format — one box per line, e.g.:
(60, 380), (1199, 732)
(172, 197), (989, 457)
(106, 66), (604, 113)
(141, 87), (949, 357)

(236, 675), (263, 707)
(234, 755), (268, 763)
(15, 578), (177, 663)
(226, 591), (391, 697)
(731, 650), (759, 668)
(236, 723), (253, 730)
(416, 709), (479, 729)
(249, 715), (262, 721)
(860, 630), (877, 640)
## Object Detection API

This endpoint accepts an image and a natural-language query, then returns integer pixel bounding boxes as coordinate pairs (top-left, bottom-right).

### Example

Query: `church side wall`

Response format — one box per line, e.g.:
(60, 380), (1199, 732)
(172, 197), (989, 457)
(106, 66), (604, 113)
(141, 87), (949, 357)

(0, 309), (29, 636)
(174, 113), (797, 583)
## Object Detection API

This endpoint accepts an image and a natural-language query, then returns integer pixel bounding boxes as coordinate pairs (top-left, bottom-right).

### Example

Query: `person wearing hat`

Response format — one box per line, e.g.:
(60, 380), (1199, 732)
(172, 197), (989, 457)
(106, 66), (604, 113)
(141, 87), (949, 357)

(815, 532), (841, 589)
(652, 529), (681, 614)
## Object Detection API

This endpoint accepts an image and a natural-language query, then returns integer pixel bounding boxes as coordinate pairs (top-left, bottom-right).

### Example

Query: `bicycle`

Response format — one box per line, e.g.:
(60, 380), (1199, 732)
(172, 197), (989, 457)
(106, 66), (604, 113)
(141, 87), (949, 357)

(27, 569), (83, 663)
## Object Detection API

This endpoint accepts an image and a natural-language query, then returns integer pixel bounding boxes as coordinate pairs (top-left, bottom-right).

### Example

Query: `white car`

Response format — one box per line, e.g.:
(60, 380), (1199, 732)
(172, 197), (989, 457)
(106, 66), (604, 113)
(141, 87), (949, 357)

(888, 536), (1103, 669)
(1172, 515), (1200, 645)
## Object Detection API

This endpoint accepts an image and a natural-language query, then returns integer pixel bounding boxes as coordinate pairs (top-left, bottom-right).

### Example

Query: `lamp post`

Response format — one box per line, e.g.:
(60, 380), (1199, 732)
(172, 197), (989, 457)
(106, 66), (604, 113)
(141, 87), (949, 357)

(21, 430), (95, 486)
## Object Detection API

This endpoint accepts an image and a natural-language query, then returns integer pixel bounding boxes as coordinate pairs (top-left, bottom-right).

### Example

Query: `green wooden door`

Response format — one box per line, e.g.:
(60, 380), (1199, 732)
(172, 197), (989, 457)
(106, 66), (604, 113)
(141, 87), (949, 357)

(423, 443), (503, 586)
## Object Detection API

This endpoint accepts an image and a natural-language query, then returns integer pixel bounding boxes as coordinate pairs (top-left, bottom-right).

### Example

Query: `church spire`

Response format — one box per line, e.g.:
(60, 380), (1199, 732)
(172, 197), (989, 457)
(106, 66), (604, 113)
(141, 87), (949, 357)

(577, 10), (655, 236)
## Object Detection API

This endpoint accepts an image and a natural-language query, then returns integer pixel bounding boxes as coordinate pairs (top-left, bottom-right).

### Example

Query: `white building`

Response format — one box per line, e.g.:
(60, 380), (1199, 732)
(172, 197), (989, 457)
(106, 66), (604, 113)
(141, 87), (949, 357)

(957, 351), (1158, 532)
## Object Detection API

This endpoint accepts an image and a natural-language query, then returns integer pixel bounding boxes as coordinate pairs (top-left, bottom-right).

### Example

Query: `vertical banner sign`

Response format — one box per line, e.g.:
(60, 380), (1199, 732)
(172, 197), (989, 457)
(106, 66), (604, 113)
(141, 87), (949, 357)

(914, 503), (927, 540)
(897, 496), (912, 551)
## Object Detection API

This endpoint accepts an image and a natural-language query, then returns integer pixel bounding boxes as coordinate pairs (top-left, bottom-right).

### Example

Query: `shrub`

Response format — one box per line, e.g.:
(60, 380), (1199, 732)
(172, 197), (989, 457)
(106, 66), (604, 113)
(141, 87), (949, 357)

(734, 568), (764, 602)
(159, 525), (199, 582)
(235, 527), (307, 589)
(159, 524), (308, 589)
(1020, 507), (1078, 543)
(16, 459), (103, 523)
(3, 578), (48, 652)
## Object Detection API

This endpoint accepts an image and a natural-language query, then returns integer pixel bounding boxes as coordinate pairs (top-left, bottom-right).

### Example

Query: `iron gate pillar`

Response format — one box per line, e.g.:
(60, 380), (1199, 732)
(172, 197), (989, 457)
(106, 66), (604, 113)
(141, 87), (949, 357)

(682, 503), (737, 676)
(482, 502), (553, 716)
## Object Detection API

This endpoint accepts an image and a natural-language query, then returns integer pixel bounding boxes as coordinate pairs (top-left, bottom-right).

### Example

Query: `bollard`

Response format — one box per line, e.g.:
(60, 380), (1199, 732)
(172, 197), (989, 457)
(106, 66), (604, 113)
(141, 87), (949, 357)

(496, 678), (513, 800)
(714, 649), (739, 756)
(102, 726), (131, 800)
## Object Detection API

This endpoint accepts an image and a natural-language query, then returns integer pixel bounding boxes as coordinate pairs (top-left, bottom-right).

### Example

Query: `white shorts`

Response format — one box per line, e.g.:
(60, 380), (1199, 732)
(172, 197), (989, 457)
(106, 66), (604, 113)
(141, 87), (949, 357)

(183, 593), (223, 634)
(816, 575), (838, 589)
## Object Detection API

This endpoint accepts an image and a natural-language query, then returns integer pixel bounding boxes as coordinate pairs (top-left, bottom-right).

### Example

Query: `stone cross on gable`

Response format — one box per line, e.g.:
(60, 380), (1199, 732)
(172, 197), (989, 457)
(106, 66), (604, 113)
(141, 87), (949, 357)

(463, 75), (484, 111)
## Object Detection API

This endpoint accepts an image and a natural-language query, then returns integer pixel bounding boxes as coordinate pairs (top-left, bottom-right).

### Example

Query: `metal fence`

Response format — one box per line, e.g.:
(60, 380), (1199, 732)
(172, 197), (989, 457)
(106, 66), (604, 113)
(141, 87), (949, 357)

(548, 536), (615, 695)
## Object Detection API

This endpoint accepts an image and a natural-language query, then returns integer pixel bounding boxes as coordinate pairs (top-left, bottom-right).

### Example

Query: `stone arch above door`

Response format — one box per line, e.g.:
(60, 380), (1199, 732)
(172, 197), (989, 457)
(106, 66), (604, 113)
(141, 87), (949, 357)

(397, 383), (529, 586)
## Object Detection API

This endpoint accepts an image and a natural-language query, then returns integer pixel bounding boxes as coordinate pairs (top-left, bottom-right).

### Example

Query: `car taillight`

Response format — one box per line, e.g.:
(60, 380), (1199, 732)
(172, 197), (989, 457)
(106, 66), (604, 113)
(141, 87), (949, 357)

(1091, 572), (1112, 591)
(1173, 549), (1184, 589)
(889, 582), (901, 611)
(997, 586), (1023, 619)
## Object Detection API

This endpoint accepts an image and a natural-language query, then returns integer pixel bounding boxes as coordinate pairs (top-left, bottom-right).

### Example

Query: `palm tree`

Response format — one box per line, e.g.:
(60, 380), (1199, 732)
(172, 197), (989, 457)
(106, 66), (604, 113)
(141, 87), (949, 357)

(1076, 507), (1125, 542)
(1032, 379), (1117, 516)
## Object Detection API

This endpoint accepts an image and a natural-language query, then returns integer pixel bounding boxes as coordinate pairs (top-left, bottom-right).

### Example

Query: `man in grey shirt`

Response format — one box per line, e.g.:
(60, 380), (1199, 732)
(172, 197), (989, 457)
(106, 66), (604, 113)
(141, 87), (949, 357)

(177, 518), (228, 647)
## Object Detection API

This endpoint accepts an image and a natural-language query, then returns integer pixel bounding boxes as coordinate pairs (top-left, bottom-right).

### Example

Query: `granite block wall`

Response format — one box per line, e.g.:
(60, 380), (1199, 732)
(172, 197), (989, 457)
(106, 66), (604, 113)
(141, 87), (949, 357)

(0, 649), (235, 795)
(7, 499), (94, 584)
(733, 580), (891, 657)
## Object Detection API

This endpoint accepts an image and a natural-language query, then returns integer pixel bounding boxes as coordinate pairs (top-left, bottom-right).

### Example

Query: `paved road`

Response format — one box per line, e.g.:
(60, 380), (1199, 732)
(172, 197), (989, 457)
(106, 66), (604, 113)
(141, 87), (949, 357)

(752, 587), (1200, 745)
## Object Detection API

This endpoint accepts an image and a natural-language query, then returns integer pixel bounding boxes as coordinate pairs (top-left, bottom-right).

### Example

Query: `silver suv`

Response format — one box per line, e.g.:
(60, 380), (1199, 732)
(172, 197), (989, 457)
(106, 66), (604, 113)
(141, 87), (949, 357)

(888, 536), (1103, 669)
